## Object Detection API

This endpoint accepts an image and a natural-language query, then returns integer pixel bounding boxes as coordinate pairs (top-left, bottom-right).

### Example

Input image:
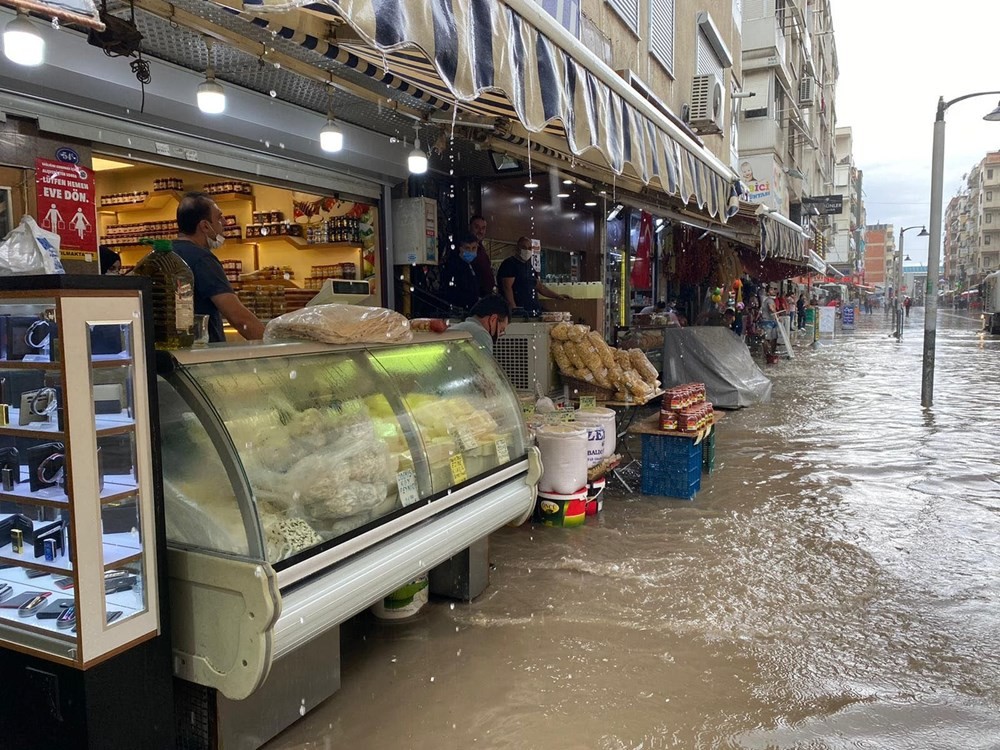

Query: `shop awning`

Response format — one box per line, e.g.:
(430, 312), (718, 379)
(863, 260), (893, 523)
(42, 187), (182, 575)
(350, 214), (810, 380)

(240, 0), (733, 218)
(806, 250), (826, 274)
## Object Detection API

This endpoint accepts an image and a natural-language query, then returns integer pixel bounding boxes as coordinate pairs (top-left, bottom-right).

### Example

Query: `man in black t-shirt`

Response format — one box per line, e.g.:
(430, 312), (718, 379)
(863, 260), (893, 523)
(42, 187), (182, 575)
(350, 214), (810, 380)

(496, 237), (569, 314)
(173, 192), (265, 342)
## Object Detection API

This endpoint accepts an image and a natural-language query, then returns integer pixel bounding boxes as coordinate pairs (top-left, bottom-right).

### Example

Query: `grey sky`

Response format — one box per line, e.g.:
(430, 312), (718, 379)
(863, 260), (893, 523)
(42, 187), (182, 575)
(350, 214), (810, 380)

(829, 0), (998, 263)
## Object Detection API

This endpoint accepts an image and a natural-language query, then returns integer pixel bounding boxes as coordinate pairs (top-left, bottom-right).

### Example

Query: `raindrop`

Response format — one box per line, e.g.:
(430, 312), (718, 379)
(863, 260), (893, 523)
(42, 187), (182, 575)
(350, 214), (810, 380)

(269, 90), (277, 98)
(391, 656), (397, 663)
(289, 370), (297, 379)
(456, 648), (462, 656)
(264, 140), (271, 148)
(279, 143), (285, 149)
(299, 700), (306, 716)
(273, 62), (281, 70)
(51, 17), (59, 29)
(449, 602), (455, 610)
(429, 676), (435, 683)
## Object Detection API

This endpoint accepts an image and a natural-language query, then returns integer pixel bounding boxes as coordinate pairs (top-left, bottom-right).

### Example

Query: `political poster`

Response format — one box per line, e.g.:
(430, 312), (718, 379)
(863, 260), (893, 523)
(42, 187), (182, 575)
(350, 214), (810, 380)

(35, 158), (98, 257)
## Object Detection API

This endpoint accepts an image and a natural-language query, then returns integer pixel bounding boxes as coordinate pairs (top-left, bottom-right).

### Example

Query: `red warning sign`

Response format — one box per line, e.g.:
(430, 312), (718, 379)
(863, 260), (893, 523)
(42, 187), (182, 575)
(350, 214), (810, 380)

(35, 158), (98, 254)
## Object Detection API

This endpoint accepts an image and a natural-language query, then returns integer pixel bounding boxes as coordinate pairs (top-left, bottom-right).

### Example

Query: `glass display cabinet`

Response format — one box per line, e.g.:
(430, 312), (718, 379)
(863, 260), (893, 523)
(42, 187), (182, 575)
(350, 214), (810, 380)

(0, 277), (162, 667)
(159, 332), (540, 747)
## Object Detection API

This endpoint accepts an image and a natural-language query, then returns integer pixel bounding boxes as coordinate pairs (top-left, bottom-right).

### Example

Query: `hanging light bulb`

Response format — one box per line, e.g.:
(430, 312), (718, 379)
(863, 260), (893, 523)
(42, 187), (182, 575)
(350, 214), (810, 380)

(3, 10), (45, 67)
(197, 38), (226, 114)
(408, 124), (428, 174)
(319, 83), (343, 152)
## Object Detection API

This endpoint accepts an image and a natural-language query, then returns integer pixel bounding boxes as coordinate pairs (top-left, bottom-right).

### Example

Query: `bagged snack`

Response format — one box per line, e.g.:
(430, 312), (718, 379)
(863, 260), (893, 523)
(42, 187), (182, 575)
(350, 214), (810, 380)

(578, 338), (603, 373)
(567, 324), (589, 342)
(629, 348), (659, 383)
(264, 303), (412, 345)
(565, 341), (587, 371)
(587, 331), (616, 370)
(551, 340), (573, 372)
(550, 322), (573, 341)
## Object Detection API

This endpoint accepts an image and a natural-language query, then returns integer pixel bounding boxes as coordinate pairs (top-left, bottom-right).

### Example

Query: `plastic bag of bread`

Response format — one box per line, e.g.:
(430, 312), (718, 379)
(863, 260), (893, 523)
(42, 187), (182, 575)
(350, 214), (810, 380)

(577, 338), (603, 373)
(629, 348), (659, 383)
(614, 348), (632, 369)
(550, 322), (573, 341)
(409, 318), (449, 333)
(592, 367), (611, 389)
(564, 341), (587, 371)
(551, 340), (573, 372)
(567, 324), (589, 342)
(264, 303), (412, 345)
(587, 331), (616, 370)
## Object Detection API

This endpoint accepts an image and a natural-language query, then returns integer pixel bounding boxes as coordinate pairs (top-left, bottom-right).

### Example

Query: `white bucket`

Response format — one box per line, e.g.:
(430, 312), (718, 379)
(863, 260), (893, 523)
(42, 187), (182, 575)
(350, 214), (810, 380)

(371, 576), (429, 620)
(580, 406), (617, 455)
(575, 412), (607, 468)
(535, 424), (588, 494)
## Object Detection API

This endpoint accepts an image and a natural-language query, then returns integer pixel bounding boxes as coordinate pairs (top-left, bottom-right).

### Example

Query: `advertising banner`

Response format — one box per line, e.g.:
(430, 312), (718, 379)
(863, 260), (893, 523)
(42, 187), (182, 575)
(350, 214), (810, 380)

(818, 306), (836, 334)
(841, 303), (855, 329)
(35, 158), (98, 257)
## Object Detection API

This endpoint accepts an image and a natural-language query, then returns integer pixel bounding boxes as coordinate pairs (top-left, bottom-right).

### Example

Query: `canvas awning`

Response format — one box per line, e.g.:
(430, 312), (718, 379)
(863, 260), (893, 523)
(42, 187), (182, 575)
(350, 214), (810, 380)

(240, 0), (734, 218)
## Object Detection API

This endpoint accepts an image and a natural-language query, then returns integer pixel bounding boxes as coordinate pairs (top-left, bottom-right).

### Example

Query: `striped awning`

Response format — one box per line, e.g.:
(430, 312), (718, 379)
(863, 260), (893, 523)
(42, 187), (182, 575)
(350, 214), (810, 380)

(241, 0), (733, 219)
(732, 202), (807, 264)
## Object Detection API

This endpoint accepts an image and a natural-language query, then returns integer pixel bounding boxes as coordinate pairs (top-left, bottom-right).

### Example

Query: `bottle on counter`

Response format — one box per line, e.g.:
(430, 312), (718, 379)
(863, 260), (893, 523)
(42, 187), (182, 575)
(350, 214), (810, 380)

(129, 238), (196, 350)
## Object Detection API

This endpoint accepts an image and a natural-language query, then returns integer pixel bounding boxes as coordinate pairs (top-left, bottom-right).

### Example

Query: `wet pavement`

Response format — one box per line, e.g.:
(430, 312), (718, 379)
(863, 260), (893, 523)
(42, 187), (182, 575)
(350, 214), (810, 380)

(264, 306), (1000, 750)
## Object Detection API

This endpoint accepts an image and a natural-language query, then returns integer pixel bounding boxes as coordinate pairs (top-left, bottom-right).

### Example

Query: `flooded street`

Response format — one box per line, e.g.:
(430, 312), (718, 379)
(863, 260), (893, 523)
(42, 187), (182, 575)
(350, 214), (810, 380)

(265, 307), (1000, 750)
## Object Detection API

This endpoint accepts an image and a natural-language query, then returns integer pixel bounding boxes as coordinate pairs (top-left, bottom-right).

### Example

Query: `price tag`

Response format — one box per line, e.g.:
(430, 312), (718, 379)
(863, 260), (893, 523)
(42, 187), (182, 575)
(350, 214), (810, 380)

(521, 402), (536, 415)
(495, 438), (509, 464)
(579, 395), (597, 410)
(396, 468), (420, 507)
(449, 454), (467, 484)
(560, 410), (575, 423)
(456, 427), (479, 452)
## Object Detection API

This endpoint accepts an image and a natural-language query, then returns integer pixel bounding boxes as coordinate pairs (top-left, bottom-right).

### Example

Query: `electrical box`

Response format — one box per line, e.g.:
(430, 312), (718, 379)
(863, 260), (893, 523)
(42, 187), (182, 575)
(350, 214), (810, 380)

(392, 198), (438, 265)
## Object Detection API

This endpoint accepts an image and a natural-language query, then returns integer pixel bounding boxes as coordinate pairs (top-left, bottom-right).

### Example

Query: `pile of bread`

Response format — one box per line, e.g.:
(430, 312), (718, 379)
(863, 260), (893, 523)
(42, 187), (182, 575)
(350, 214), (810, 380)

(549, 323), (660, 401)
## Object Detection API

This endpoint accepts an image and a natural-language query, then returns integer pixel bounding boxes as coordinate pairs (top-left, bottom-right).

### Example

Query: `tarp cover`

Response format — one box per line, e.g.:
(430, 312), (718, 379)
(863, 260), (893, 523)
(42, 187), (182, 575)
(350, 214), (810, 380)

(660, 327), (772, 408)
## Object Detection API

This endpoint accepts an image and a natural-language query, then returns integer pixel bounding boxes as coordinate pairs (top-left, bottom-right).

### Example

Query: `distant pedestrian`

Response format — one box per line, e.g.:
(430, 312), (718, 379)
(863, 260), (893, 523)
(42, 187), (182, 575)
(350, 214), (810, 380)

(796, 293), (806, 330)
(904, 296), (912, 318)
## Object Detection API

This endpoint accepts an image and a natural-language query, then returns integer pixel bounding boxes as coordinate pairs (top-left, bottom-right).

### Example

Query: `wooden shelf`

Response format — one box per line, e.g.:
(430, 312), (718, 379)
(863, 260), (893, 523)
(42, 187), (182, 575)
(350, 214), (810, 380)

(98, 191), (181, 214)
(206, 191), (254, 204)
(250, 234), (361, 251)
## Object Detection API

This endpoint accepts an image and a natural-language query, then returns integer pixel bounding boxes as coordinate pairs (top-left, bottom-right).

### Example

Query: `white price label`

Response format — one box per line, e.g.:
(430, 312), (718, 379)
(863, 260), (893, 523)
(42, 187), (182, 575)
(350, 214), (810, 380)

(456, 427), (479, 452)
(396, 468), (420, 507)
(495, 438), (509, 464)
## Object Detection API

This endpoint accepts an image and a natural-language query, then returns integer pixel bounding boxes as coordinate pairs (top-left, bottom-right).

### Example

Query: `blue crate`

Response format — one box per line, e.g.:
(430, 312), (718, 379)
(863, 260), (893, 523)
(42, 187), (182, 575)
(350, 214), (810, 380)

(641, 434), (702, 474)
(641, 463), (701, 499)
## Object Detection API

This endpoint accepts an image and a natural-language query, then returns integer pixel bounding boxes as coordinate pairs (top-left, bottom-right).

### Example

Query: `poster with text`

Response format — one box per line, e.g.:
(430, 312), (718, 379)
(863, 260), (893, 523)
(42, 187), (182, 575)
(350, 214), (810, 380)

(35, 158), (97, 255)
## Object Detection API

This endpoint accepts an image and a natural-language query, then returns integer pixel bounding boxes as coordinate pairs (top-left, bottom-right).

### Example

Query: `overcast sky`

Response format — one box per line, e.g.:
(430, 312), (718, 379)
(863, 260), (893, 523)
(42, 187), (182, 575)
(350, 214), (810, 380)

(829, 0), (999, 264)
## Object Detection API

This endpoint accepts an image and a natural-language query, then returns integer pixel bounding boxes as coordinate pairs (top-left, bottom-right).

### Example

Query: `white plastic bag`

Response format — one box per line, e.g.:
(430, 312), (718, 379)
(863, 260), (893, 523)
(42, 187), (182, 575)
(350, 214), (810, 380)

(263, 303), (412, 345)
(0, 216), (65, 276)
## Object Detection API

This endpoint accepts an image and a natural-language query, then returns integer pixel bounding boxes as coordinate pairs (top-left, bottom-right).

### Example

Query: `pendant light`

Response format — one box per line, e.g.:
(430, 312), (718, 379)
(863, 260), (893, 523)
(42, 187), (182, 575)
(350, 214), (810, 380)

(3, 9), (44, 67)
(408, 124), (428, 174)
(319, 83), (343, 152)
(197, 38), (226, 114)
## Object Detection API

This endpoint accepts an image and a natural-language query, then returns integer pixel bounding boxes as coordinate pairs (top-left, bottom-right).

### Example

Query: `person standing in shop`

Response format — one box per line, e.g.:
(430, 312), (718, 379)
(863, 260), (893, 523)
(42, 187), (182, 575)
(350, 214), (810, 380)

(760, 285), (781, 362)
(448, 294), (511, 355)
(173, 192), (265, 343)
(469, 214), (497, 296)
(441, 232), (485, 313)
(99, 245), (122, 275)
(497, 236), (570, 315)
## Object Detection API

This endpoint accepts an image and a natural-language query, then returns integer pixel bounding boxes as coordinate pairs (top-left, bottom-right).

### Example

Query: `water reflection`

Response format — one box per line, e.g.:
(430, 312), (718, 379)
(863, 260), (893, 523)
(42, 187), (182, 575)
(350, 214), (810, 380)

(264, 307), (1000, 750)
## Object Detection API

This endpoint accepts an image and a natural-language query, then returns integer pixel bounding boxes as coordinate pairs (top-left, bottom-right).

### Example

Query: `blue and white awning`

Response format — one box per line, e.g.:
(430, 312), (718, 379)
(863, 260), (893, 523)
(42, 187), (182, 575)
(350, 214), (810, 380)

(240, 0), (734, 219)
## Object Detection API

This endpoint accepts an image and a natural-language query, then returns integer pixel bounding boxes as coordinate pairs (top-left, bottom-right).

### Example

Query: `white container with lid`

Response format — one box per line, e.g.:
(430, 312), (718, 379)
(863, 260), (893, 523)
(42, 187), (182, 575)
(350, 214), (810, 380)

(535, 424), (588, 494)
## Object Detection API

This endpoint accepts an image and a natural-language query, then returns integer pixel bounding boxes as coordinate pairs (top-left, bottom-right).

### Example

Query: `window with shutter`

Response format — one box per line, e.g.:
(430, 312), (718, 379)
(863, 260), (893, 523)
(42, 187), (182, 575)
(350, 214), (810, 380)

(648, 0), (675, 74)
(607, 0), (640, 35)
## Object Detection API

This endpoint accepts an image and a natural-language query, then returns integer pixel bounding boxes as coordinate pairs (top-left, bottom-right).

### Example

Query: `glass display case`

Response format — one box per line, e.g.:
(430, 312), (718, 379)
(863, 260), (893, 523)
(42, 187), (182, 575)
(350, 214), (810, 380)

(0, 277), (162, 668)
(159, 334), (530, 570)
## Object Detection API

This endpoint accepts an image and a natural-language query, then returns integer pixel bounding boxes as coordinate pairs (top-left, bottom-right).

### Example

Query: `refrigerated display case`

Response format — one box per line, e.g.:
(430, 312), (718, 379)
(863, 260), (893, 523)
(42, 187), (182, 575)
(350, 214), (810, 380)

(159, 332), (540, 748)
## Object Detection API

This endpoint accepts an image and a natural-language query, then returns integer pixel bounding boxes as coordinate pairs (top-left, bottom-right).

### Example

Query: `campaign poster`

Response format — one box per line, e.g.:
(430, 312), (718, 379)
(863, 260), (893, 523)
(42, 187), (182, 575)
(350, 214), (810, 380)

(35, 158), (98, 255)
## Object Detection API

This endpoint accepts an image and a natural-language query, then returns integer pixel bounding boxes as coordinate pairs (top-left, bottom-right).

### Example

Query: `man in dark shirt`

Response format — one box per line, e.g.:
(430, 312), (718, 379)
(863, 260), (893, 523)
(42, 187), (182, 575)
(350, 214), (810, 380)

(496, 236), (569, 314)
(469, 215), (496, 296)
(173, 192), (264, 342)
(441, 232), (483, 313)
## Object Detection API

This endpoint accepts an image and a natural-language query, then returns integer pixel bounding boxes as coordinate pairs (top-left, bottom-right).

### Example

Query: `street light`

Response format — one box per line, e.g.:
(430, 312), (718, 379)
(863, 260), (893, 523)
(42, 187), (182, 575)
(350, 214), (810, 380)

(895, 226), (927, 338)
(922, 92), (1000, 407)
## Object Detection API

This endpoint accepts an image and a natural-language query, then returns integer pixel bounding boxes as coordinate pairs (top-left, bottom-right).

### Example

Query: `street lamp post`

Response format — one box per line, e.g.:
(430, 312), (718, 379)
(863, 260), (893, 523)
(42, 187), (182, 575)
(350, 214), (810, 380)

(895, 226), (926, 338)
(922, 92), (1000, 407)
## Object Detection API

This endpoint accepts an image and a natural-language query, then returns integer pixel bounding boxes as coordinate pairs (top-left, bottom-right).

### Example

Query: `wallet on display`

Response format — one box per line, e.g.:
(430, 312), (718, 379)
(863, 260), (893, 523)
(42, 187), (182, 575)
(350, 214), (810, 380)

(0, 591), (47, 610)
(36, 598), (74, 620)
(0, 513), (32, 541)
(26, 442), (65, 492)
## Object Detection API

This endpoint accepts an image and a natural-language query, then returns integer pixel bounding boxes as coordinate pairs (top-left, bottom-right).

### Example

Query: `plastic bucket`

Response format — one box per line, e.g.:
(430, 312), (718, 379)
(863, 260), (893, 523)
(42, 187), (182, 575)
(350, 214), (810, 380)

(580, 406), (617, 456)
(371, 575), (429, 620)
(535, 424), (588, 494)
(535, 487), (588, 527)
(575, 412), (607, 468)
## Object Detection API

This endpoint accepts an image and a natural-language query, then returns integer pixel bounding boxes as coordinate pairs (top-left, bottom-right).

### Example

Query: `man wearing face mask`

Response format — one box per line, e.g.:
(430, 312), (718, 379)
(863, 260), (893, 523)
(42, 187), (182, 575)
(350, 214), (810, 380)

(497, 236), (570, 315)
(173, 192), (265, 343)
(448, 294), (511, 354)
(441, 232), (484, 313)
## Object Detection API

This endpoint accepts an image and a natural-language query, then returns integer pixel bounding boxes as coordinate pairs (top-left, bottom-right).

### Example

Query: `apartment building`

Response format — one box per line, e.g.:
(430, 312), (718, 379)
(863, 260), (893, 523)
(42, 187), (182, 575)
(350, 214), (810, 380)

(943, 151), (1000, 291)
(828, 127), (864, 276)
(864, 223), (895, 290)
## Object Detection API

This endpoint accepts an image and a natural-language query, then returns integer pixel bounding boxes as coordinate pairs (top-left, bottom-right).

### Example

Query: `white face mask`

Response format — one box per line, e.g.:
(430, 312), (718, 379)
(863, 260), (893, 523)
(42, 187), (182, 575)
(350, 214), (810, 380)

(207, 233), (225, 250)
(519, 247), (532, 261)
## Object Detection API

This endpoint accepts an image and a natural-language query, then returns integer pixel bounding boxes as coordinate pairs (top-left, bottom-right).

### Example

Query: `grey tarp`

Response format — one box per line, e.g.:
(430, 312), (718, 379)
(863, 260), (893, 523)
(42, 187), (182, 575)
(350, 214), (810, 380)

(660, 327), (772, 408)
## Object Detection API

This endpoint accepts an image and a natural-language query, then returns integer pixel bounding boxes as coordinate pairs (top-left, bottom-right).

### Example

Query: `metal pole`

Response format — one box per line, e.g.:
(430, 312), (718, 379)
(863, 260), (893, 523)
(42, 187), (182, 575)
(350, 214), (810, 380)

(922, 99), (947, 407)
(896, 231), (905, 339)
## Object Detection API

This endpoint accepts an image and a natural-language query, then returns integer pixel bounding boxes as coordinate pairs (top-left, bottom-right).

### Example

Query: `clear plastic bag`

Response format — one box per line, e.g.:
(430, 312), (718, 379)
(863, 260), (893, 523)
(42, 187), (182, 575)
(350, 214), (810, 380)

(0, 216), (65, 276)
(263, 303), (412, 345)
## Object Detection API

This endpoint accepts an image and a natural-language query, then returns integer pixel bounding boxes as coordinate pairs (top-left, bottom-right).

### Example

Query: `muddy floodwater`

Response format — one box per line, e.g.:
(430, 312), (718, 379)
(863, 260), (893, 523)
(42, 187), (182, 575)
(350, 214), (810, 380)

(265, 307), (1000, 750)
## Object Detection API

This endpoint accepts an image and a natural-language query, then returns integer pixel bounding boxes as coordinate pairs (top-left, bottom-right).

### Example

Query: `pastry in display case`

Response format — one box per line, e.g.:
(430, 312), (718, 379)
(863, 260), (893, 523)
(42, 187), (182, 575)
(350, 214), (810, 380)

(0, 277), (164, 669)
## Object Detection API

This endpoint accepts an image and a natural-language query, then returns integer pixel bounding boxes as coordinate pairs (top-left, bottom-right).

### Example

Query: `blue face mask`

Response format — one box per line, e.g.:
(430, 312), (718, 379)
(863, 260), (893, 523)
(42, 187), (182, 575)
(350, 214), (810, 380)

(460, 250), (477, 263)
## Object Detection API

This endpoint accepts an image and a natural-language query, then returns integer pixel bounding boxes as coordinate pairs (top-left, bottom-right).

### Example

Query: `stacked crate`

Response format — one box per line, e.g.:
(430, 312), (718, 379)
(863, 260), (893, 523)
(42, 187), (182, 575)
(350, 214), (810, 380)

(639, 433), (702, 500)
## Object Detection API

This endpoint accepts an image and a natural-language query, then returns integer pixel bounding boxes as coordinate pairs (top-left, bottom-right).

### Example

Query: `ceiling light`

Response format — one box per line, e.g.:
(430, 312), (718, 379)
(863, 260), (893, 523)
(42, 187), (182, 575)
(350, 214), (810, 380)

(584, 200), (597, 207)
(557, 192), (570, 198)
(197, 38), (225, 114)
(524, 180), (538, 189)
(562, 178), (573, 185)
(320, 119), (343, 152)
(3, 10), (44, 67)
(408, 126), (427, 174)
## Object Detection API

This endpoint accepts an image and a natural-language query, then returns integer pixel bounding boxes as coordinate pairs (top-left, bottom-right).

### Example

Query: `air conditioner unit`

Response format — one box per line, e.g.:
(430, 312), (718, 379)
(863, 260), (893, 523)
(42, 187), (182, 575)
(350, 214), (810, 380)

(799, 77), (815, 107)
(688, 73), (724, 133)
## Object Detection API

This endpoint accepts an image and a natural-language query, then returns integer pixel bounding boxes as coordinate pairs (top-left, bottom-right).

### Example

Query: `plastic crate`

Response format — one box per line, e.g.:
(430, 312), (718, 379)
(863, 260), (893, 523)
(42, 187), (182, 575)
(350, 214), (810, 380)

(641, 463), (701, 499)
(702, 430), (716, 474)
(641, 434), (702, 469)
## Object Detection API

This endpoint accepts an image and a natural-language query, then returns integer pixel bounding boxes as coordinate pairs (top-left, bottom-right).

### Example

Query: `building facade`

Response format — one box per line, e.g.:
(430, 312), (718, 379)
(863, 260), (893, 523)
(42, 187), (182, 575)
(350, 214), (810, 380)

(864, 223), (894, 290)
(943, 150), (1000, 293)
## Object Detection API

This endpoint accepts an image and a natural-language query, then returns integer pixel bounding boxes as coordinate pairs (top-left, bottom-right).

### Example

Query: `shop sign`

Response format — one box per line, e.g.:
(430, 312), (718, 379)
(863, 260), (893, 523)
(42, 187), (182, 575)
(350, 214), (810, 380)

(841, 304), (855, 329)
(801, 195), (844, 215)
(35, 158), (97, 254)
(55, 147), (80, 164)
